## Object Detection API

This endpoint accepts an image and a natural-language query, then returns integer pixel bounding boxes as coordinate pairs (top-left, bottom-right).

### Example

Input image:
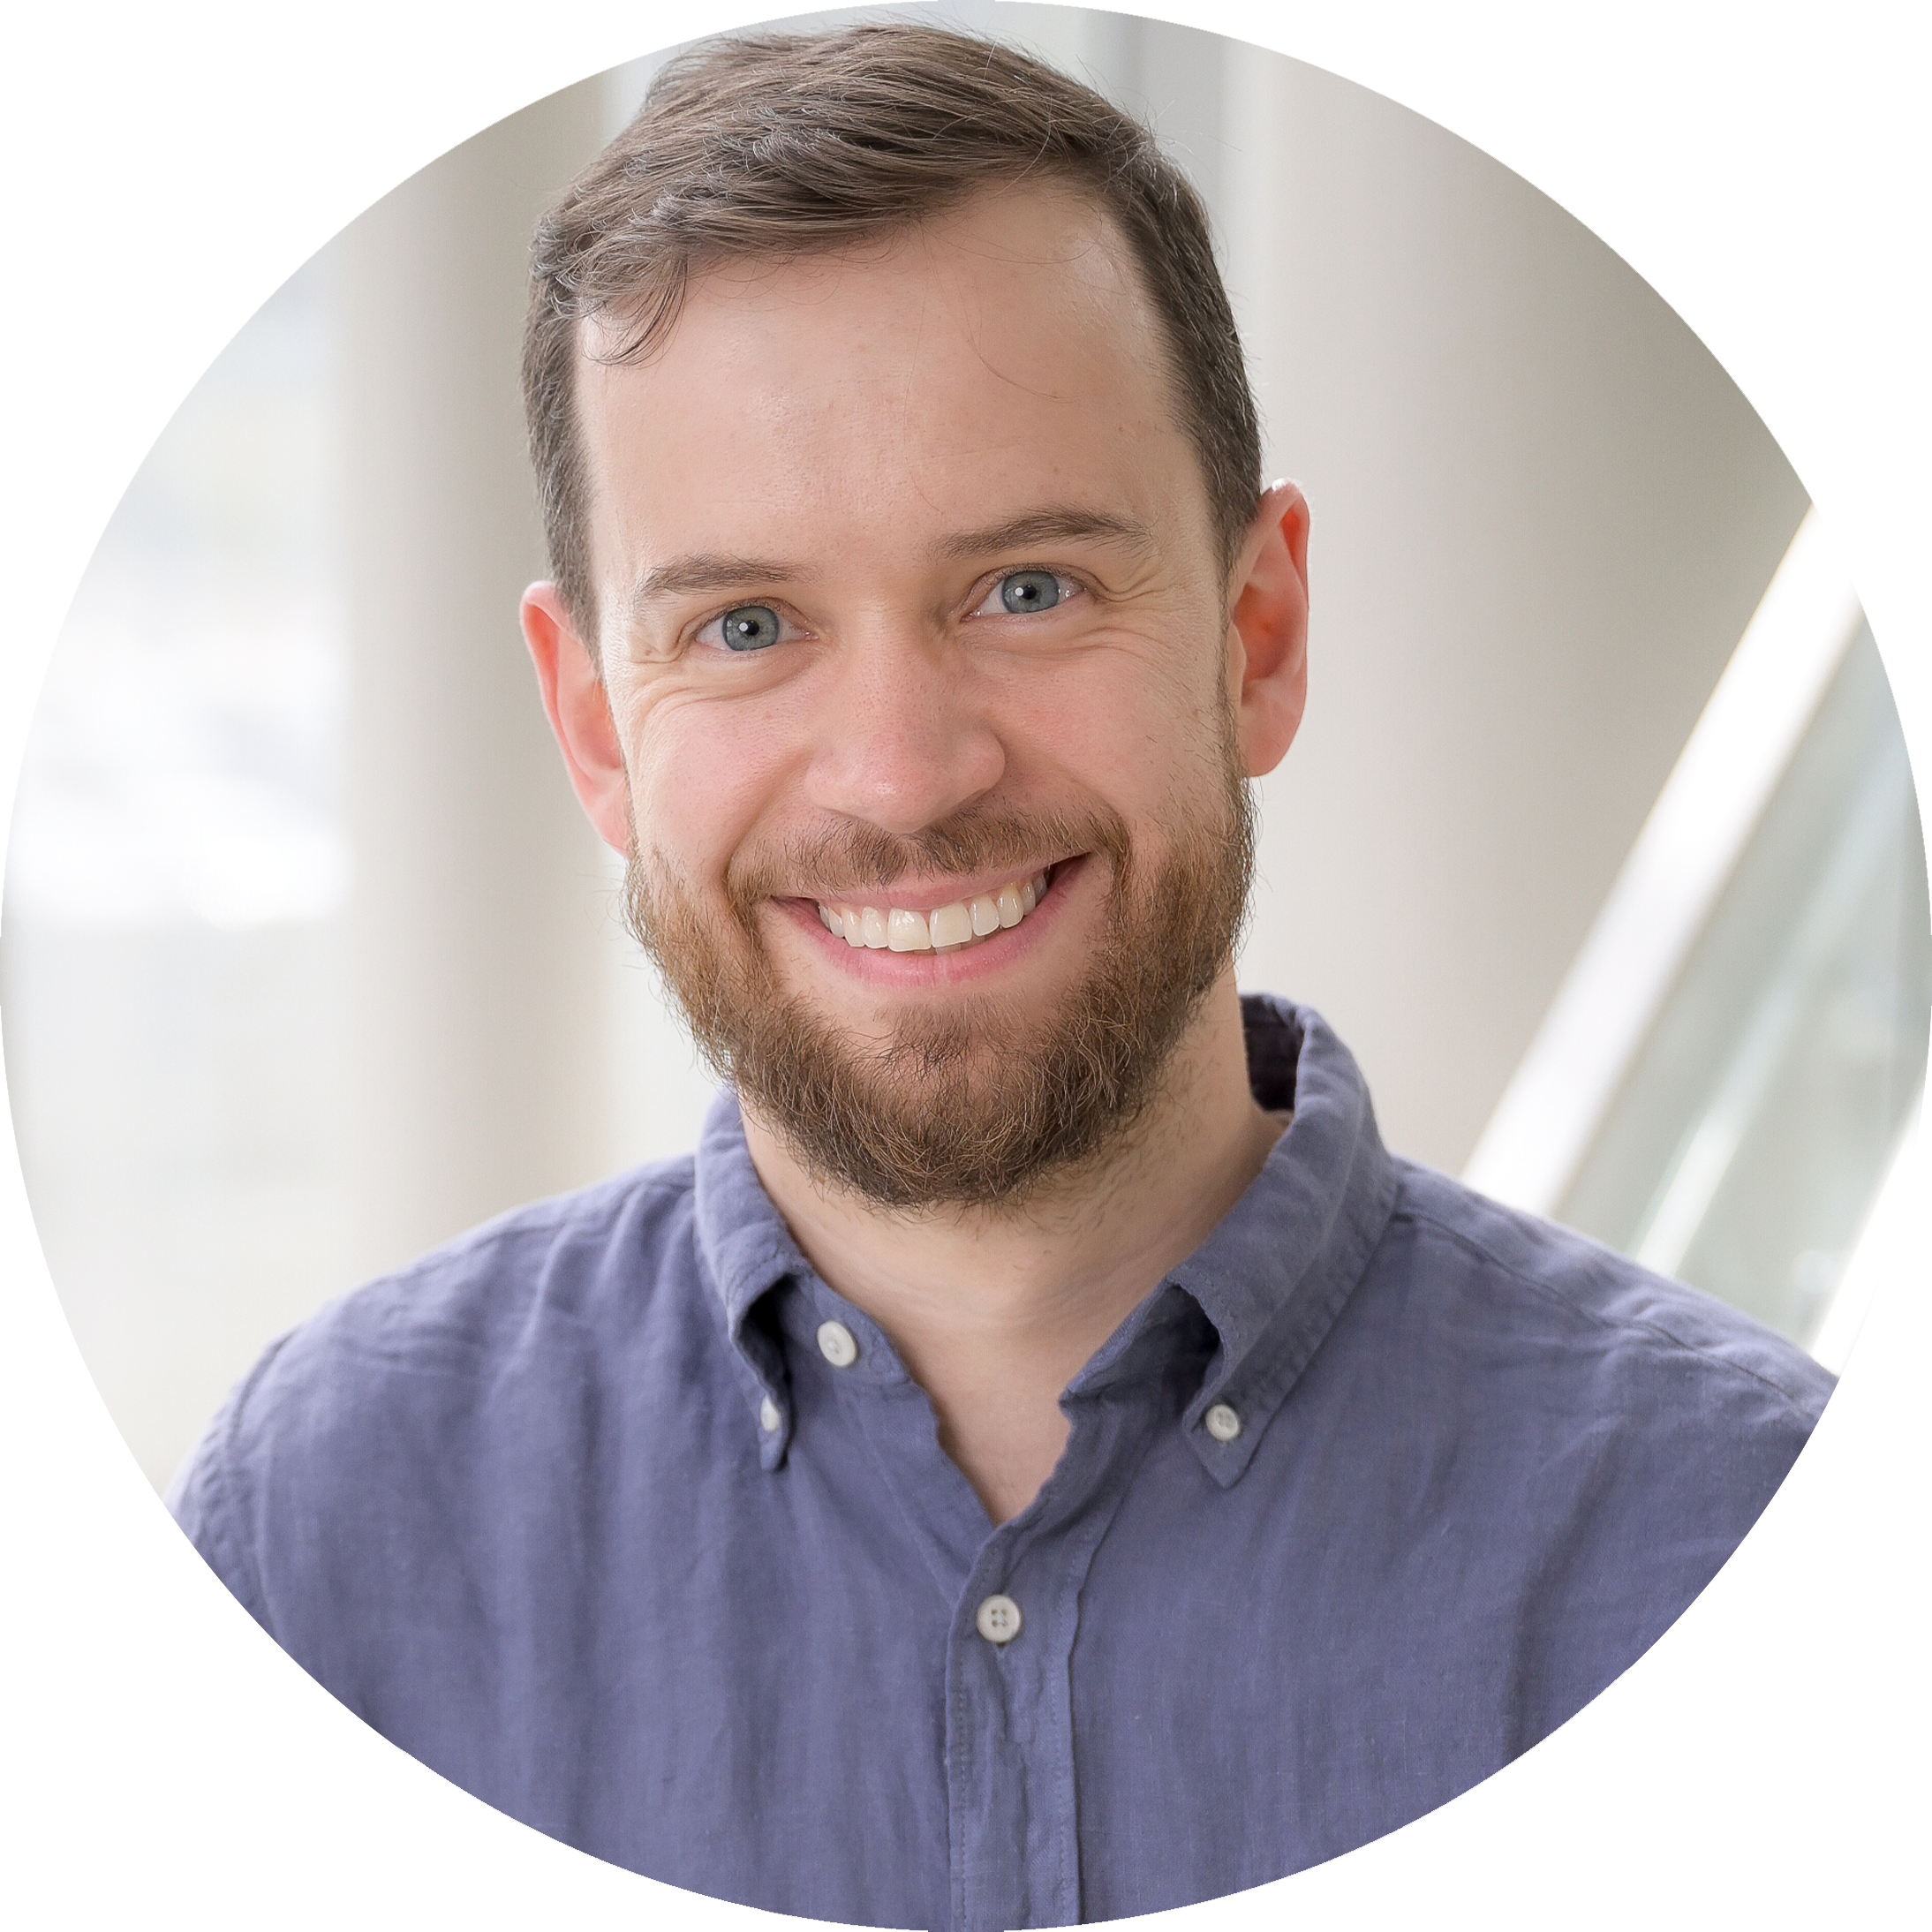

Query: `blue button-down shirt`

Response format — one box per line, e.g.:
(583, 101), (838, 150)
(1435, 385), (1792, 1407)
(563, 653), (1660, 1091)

(170, 996), (1830, 1927)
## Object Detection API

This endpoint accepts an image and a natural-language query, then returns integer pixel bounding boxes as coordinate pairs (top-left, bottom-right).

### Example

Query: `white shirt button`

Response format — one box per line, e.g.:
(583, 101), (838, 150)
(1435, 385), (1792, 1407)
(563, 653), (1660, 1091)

(1204, 1401), (1242, 1443)
(758, 1397), (781, 1434)
(816, 1320), (858, 1368)
(975, 1594), (1023, 1645)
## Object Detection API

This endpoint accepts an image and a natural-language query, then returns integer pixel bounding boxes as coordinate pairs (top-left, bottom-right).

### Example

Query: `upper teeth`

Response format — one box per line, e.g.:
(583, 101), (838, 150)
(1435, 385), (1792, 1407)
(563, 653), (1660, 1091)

(816, 872), (1049, 953)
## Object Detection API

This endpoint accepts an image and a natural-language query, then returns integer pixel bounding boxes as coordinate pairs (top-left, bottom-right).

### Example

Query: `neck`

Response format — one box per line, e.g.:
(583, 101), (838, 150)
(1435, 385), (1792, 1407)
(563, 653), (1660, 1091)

(740, 971), (1284, 1524)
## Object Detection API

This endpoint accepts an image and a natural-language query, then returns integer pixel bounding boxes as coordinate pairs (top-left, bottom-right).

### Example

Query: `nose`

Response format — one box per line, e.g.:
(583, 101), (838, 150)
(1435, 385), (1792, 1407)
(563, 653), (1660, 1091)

(801, 621), (1006, 836)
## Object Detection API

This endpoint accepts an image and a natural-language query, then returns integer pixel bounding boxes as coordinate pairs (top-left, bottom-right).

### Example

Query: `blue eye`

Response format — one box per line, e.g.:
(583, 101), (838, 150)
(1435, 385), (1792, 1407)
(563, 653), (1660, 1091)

(999, 570), (1062, 614)
(717, 605), (782, 651)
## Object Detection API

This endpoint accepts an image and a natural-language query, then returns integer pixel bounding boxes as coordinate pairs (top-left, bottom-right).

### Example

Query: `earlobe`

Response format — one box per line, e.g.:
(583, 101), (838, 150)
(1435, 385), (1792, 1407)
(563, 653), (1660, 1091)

(521, 583), (633, 853)
(1226, 481), (1310, 780)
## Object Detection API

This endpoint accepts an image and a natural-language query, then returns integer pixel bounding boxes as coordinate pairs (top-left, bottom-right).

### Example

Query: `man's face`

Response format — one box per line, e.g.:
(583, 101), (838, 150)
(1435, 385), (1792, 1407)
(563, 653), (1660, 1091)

(561, 183), (1292, 1207)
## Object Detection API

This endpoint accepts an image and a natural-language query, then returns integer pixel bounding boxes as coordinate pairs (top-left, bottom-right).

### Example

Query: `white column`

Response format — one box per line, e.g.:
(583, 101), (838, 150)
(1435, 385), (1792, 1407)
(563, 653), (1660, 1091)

(336, 79), (619, 1279)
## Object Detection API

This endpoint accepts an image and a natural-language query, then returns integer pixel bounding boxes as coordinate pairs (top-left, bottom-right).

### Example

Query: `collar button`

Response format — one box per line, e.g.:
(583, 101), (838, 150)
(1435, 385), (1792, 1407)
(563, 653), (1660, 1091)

(817, 1320), (858, 1368)
(1204, 1401), (1242, 1443)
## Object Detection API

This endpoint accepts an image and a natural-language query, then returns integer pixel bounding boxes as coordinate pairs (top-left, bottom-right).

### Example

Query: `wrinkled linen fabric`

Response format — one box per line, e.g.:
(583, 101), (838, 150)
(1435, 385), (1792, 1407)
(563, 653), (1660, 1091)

(171, 995), (1831, 1928)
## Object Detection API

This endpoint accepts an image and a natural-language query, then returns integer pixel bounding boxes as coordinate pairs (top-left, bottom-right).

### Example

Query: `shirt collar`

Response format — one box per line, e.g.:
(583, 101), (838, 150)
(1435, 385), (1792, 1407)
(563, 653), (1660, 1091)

(1147, 995), (1400, 1486)
(691, 993), (1398, 1483)
(691, 1092), (812, 1469)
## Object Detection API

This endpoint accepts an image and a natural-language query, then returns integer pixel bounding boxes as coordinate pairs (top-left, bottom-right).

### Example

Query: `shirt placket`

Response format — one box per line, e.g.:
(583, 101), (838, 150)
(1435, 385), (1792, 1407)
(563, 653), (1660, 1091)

(794, 1279), (1202, 1932)
(943, 1358), (1186, 1932)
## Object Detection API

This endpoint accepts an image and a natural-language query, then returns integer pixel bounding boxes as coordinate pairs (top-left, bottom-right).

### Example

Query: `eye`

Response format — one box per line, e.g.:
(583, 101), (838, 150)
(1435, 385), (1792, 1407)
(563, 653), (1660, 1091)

(700, 603), (789, 653)
(973, 570), (1080, 617)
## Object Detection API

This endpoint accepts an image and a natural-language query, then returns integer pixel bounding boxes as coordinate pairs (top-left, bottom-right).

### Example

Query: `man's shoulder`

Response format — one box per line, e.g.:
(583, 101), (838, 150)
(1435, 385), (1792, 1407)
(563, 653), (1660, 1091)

(1369, 1158), (1834, 1431)
(170, 1157), (709, 1522)
(277, 1154), (702, 1375)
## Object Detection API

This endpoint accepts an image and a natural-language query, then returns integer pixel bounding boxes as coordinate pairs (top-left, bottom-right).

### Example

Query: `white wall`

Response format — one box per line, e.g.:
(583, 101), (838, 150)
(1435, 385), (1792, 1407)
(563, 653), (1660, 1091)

(1212, 42), (1806, 1165)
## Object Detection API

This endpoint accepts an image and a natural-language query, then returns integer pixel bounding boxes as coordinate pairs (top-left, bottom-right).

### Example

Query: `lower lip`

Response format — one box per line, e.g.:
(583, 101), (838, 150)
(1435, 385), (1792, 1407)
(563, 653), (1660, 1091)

(777, 857), (1089, 987)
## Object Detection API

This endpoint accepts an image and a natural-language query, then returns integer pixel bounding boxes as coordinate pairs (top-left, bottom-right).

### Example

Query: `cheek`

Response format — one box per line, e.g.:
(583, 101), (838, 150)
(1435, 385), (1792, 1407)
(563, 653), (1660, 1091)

(997, 628), (1223, 807)
(620, 688), (796, 882)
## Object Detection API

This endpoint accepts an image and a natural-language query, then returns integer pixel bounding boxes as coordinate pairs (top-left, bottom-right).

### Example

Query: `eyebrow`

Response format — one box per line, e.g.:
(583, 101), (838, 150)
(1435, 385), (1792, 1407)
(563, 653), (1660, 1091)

(624, 554), (803, 624)
(620, 508), (1157, 630)
(931, 507), (1156, 563)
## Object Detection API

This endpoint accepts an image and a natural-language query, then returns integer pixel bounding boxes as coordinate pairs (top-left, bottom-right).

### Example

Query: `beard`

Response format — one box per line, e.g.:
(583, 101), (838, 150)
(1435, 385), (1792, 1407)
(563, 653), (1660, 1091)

(623, 740), (1256, 1211)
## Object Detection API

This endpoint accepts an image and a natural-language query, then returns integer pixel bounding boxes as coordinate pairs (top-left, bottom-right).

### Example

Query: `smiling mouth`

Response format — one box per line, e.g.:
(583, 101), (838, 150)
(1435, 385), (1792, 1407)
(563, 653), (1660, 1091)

(814, 866), (1056, 955)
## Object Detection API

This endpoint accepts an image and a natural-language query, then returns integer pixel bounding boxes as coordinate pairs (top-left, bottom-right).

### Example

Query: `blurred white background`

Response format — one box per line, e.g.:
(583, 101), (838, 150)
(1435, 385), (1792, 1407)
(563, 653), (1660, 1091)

(4, 253), (364, 1491)
(4, 4), (1924, 1492)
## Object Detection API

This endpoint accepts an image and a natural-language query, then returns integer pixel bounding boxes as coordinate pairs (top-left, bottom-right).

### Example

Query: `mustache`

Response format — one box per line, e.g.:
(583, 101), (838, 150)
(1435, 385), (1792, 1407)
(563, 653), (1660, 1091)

(724, 804), (1133, 908)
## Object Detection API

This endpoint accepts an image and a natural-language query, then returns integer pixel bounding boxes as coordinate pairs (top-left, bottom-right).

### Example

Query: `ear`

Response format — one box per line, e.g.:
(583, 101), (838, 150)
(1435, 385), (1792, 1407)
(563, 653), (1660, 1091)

(521, 583), (632, 854)
(1224, 480), (1310, 779)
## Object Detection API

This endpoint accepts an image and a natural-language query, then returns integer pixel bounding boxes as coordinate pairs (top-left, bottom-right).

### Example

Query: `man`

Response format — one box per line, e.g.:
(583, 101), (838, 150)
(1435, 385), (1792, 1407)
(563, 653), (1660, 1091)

(171, 23), (1831, 1928)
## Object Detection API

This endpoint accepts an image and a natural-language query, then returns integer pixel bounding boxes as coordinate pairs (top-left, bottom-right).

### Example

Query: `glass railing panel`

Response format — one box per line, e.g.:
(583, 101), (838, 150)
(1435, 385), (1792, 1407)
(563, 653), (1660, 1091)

(1463, 502), (1931, 1360)
(1554, 625), (1929, 1349)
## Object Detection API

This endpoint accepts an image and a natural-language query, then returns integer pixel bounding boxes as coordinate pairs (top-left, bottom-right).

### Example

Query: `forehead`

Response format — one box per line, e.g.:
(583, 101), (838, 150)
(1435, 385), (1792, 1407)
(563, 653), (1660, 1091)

(571, 182), (1211, 593)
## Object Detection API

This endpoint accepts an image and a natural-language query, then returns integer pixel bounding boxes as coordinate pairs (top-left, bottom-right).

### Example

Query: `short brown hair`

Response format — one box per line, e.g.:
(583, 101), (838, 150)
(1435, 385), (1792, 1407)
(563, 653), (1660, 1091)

(523, 19), (1262, 643)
